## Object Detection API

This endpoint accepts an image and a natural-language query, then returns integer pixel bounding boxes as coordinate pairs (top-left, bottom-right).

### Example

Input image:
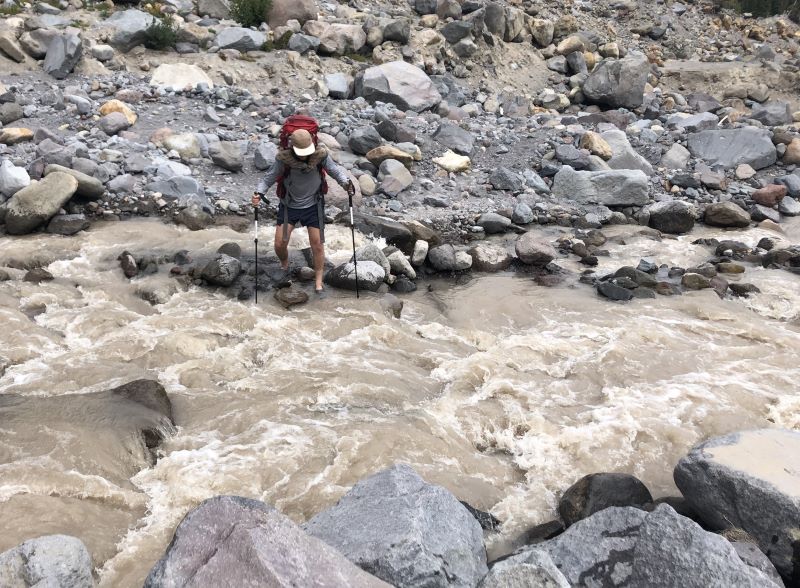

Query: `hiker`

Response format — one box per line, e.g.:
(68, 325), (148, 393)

(252, 119), (355, 294)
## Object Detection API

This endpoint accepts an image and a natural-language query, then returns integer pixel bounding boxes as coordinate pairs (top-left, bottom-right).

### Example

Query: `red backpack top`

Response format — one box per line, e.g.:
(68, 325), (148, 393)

(277, 114), (328, 199)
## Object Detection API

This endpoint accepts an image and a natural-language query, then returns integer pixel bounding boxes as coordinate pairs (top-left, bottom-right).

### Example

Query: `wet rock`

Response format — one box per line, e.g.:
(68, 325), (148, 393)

(427, 244), (472, 271)
(674, 429), (800, 583)
(553, 166), (648, 207)
(5, 172), (79, 235)
(687, 128), (777, 170)
(704, 202), (751, 228)
(24, 268), (54, 283)
(355, 61), (441, 113)
(355, 243), (391, 277)
(582, 54), (650, 109)
(477, 212), (511, 234)
(145, 496), (387, 588)
(107, 9), (156, 52)
(478, 550), (569, 588)
(176, 204), (213, 231)
(201, 253), (241, 286)
(305, 464), (487, 588)
(648, 200), (695, 234)
(597, 281), (634, 301)
(468, 243), (512, 272)
(325, 260), (385, 291)
(274, 286), (309, 307)
(119, 251), (138, 278)
(43, 32), (82, 80)
(559, 473), (653, 526)
(47, 213), (89, 235)
(210, 141), (244, 172)
(681, 272), (711, 290)
(351, 213), (413, 249)
(0, 535), (93, 588)
(0, 159), (30, 198)
(515, 233), (556, 266)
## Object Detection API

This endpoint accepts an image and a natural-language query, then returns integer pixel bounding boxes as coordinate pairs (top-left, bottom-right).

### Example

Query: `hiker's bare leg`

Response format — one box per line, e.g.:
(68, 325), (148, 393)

(274, 223), (294, 270)
(308, 227), (325, 290)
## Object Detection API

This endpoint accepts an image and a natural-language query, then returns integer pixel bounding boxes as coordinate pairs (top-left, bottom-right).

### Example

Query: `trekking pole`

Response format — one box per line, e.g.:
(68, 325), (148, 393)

(254, 200), (259, 304)
(349, 191), (360, 299)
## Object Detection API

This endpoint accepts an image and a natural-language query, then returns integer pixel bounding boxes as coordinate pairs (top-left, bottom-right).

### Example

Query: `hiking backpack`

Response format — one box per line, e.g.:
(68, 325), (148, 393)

(276, 114), (327, 199)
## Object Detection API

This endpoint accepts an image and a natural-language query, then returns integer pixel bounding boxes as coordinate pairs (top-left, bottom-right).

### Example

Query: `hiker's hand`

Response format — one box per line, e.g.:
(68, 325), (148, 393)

(252, 192), (263, 207)
(346, 181), (356, 197)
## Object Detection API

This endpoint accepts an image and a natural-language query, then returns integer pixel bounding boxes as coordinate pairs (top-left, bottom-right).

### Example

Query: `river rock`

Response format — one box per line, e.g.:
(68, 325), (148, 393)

(351, 213), (413, 249)
(433, 123), (474, 155)
(210, 141), (244, 172)
(687, 128), (777, 170)
(752, 185), (786, 207)
(477, 212), (511, 234)
(601, 129), (653, 175)
(150, 64), (214, 92)
(0, 159), (30, 198)
(467, 243), (512, 272)
(201, 253), (241, 286)
(176, 204), (213, 231)
(47, 213), (90, 235)
(43, 32), (82, 80)
(559, 473), (653, 527)
(0, 535), (93, 588)
(597, 281), (634, 301)
(44, 164), (104, 200)
(387, 250), (416, 279)
(305, 464), (487, 587)
(648, 200), (695, 234)
(778, 195), (800, 216)
(274, 286), (309, 307)
(553, 166), (648, 206)
(325, 260), (385, 291)
(582, 54), (650, 109)
(512, 203), (534, 225)
(268, 0), (317, 28)
(355, 243), (391, 277)
(145, 496), (387, 587)
(5, 172), (78, 235)
(0, 102), (23, 126)
(704, 202), (751, 228)
(750, 101), (792, 126)
(355, 61), (442, 113)
(107, 9), (156, 52)
(215, 27), (265, 51)
(515, 232), (556, 265)
(478, 549), (569, 588)
(674, 429), (800, 583)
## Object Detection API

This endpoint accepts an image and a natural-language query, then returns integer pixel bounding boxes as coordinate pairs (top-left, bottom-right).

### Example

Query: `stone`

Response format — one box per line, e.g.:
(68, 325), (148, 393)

(254, 141), (278, 170)
(489, 167), (524, 192)
(197, 0), (229, 19)
(42, 32), (82, 80)
(145, 496), (387, 587)
(736, 164), (757, 180)
(579, 131), (613, 160)
(478, 549), (569, 588)
(477, 212), (511, 234)
(648, 200), (695, 234)
(325, 260), (385, 291)
(99, 99), (137, 126)
(411, 240), (429, 266)
(268, 0), (317, 28)
(553, 166), (649, 207)
(201, 253), (241, 286)
(355, 61), (442, 113)
(427, 244), (472, 271)
(784, 139), (800, 165)
(150, 64), (214, 92)
(778, 195), (800, 216)
(148, 176), (204, 200)
(597, 281), (635, 301)
(0, 102), (23, 126)
(324, 73), (353, 99)
(349, 127), (382, 156)
(317, 24), (366, 55)
(433, 150), (470, 173)
(602, 130), (654, 175)
(467, 243), (512, 272)
(0, 127), (33, 146)
(386, 251), (416, 280)
(433, 123), (473, 155)
(0, 31), (26, 63)
(674, 429), (800, 583)
(511, 203), (533, 225)
(176, 204), (213, 231)
(583, 54), (650, 109)
(107, 9), (156, 52)
(352, 213), (413, 249)
(355, 243), (391, 277)
(0, 159), (30, 197)
(687, 128), (777, 170)
(90, 43), (115, 61)
(274, 286), (309, 307)
(44, 164), (104, 200)
(162, 133), (202, 160)
(559, 473), (653, 527)
(441, 21), (472, 44)
(5, 172), (78, 235)
(378, 159), (412, 197)
(366, 145), (414, 169)
(531, 18), (554, 47)
(681, 273), (711, 290)
(750, 101), (792, 126)
(731, 542), (785, 587)
(19, 29), (59, 60)
(704, 202), (751, 228)
(210, 141), (244, 172)
(666, 112), (719, 133)
(47, 213), (90, 235)
(306, 464), (487, 587)
(661, 143), (691, 170)
(108, 174), (136, 194)
(215, 27), (265, 51)
(0, 535), (92, 588)
(515, 233), (556, 265)
(288, 33), (319, 54)
(99, 112), (131, 135)
(752, 185), (786, 208)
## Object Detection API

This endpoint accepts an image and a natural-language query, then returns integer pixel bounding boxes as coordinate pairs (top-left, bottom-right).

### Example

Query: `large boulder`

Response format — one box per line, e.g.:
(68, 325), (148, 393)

(325, 260), (385, 292)
(201, 253), (241, 286)
(43, 32), (83, 80)
(215, 27), (266, 51)
(351, 213), (414, 250)
(318, 24), (366, 55)
(687, 128), (777, 170)
(648, 200), (696, 234)
(427, 244), (473, 271)
(750, 101), (792, 126)
(44, 164), (104, 200)
(515, 233), (556, 265)
(355, 61), (442, 113)
(197, 0), (230, 19)
(553, 166), (649, 206)
(0, 535), (93, 588)
(601, 129), (653, 175)
(210, 141), (244, 172)
(5, 172), (79, 235)
(704, 201), (751, 228)
(145, 496), (388, 587)
(582, 54), (650, 109)
(559, 473), (653, 527)
(354, 243), (391, 277)
(268, 0), (317, 28)
(150, 64), (214, 92)
(674, 429), (800, 583)
(467, 243), (513, 272)
(305, 464), (487, 587)
(378, 159), (413, 197)
(107, 9), (156, 52)
(433, 123), (474, 155)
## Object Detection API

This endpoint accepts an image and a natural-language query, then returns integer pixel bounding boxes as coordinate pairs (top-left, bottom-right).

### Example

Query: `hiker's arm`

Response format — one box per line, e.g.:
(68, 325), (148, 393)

(323, 156), (351, 188)
(254, 160), (285, 200)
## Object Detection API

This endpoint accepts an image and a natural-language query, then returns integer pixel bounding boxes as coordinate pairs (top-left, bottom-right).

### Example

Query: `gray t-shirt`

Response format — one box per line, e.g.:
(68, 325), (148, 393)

(256, 153), (350, 209)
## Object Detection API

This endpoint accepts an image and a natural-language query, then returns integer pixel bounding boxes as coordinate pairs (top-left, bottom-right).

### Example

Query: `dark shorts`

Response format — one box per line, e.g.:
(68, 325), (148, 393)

(277, 203), (320, 229)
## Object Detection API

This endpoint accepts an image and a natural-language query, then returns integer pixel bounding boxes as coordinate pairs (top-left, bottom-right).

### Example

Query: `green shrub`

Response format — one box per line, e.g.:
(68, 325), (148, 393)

(0, 3), (22, 15)
(144, 14), (178, 50)
(262, 30), (292, 52)
(230, 0), (271, 28)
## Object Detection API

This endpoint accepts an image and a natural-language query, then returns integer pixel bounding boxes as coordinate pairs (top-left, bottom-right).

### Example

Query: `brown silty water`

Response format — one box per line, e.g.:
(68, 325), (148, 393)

(1, 217), (799, 586)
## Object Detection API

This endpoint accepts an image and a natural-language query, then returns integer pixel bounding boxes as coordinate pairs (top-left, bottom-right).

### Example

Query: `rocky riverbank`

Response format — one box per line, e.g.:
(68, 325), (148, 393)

(2, 425), (798, 587)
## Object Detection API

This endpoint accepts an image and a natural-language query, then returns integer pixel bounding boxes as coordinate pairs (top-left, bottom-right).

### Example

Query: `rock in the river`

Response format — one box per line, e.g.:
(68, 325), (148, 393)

(687, 128), (777, 170)
(0, 159), (30, 197)
(47, 213), (90, 235)
(274, 286), (309, 307)
(201, 253), (241, 286)
(553, 166), (648, 206)
(150, 64), (214, 92)
(325, 260), (385, 291)
(5, 172), (78, 235)
(477, 212), (511, 234)
(648, 200), (695, 234)
(177, 204), (213, 231)
(144, 496), (388, 587)
(43, 32), (82, 80)
(515, 232), (556, 265)
(704, 202), (751, 228)
(427, 244), (472, 271)
(582, 54), (650, 109)
(355, 61), (442, 113)
(597, 281), (634, 301)
(355, 243), (391, 277)
(468, 243), (512, 272)
(387, 250), (416, 279)
(674, 429), (800, 583)
(559, 473), (653, 527)
(305, 464), (487, 588)
(478, 549), (569, 588)
(351, 213), (413, 249)
(0, 535), (93, 588)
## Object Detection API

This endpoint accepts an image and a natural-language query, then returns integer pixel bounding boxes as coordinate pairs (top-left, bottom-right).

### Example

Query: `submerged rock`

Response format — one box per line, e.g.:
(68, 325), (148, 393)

(559, 473), (653, 526)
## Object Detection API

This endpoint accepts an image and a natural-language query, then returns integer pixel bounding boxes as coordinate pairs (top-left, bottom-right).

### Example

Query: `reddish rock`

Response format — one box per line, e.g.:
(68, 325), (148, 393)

(752, 184), (787, 207)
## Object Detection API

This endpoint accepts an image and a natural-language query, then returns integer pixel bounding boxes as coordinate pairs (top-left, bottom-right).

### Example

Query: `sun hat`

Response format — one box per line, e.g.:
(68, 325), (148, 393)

(290, 129), (316, 157)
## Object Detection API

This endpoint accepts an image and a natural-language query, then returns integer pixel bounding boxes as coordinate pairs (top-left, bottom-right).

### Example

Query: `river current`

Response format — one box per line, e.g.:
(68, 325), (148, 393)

(1, 218), (799, 586)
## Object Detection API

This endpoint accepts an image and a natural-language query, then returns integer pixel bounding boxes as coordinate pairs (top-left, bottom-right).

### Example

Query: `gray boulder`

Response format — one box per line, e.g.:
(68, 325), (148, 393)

(750, 101), (792, 126)
(47, 213), (90, 235)
(477, 212), (511, 234)
(325, 260), (385, 292)
(387, 250), (416, 279)
(467, 243), (512, 272)
(553, 166), (649, 206)
(305, 464), (487, 587)
(489, 167), (524, 192)
(176, 204), (213, 231)
(0, 102), (24, 126)
(197, 0), (229, 18)
(433, 123), (474, 155)
(674, 429), (800, 583)
(427, 244), (473, 271)
(666, 112), (720, 133)
(0, 159), (30, 198)
(660, 143), (691, 169)
(107, 9), (156, 52)
(324, 73), (353, 100)
(378, 159), (412, 197)
(687, 128), (777, 170)
(559, 473), (652, 527)
(201, 253), (241, 286)
(215, 27), (266, 51)
(478, 550), (569, 588)
(148, 176), (205, 200)
(583, 54), (650, 109)
(383, 18), (411, 43)
(210, 141), (244, 172)
(778, 195), (800, 216)
(355, 242), (391, 277)
(45, 164), (104, 200)
(19, 28), (60, 59)
(349, 127), (383, 156)
(287, 33), (319, 54)
(254, 141), (278, 171)
(732, 542), (786, 588)
(99, 112), (131, 135)
(43, 32), (82, 80)
(352, 213), (414, 249)
(704, 201), (751, 228)
(648, 200), (695, 234)
(144, 496), (388, 588)
(512, 202), (534, 224)
(515, 232), (556, 265)
(355, 61), (442, 113)
(5, 172), (79, 235)
(0, 535), (92, 588)
(441, 21), (473, 44)
(601, 129), (653, 175)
